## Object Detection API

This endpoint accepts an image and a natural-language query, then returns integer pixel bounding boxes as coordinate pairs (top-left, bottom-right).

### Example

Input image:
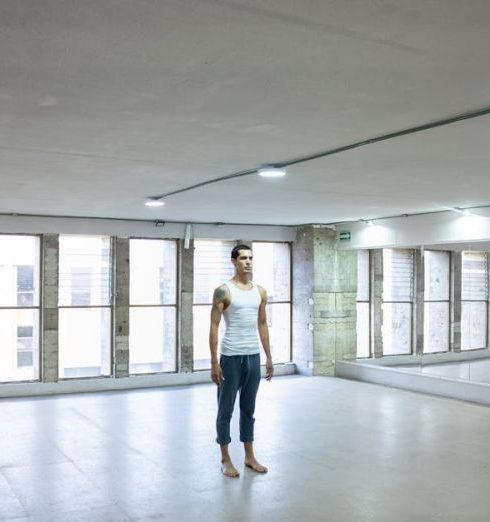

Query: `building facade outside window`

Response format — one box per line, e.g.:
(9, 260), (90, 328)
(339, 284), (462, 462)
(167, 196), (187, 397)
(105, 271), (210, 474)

(58, 235), (112, 378)
(0, 235), (41, 382)
(129, 239), (178, 374)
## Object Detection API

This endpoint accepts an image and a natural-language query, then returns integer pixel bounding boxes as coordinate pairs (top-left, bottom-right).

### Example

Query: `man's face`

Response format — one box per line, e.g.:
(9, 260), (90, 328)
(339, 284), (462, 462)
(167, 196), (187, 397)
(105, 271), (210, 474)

(232, 249), (253, 274)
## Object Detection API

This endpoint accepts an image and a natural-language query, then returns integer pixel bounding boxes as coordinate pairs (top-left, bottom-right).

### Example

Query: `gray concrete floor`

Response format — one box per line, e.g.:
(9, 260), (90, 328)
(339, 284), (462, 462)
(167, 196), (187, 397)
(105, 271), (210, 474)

(398, 358), (490, 384)
(1, 375), (490, 521)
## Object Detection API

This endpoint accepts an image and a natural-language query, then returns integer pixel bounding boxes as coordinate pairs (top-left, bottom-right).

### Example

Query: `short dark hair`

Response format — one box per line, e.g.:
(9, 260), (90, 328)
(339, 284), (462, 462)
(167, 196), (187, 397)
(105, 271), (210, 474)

(231, 244), (252, 259)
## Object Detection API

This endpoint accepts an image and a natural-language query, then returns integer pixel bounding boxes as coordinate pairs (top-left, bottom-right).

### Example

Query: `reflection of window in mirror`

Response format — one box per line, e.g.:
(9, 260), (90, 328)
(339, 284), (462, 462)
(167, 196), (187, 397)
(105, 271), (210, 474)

(423, 251), (450, 354)
(356, 250), (370, 358)
(461, 251), (488, 351)
(382, 249), (414, 355)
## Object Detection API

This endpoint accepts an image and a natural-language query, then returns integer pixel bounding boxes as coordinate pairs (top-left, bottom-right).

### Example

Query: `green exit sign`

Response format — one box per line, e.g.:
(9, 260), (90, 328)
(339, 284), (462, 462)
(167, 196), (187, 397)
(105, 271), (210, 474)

(338, 231), (351, 241)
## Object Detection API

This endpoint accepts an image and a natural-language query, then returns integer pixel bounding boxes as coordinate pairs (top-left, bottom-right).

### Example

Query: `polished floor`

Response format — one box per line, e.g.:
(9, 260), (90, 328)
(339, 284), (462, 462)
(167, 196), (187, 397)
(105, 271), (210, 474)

(1, 375), (490, 521)
(398, 358), (490, 384)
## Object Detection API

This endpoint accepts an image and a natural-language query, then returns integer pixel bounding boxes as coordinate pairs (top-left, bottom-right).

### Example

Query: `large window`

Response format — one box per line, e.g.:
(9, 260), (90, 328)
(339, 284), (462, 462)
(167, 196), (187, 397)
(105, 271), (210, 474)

(129, 239), (177, 374)
(193, 240), (235, 370)
(461, 251), (488, 351)
(0, 235), (40, 382)
(252, 242), (291, 363)
(356, 250), (370, 358)
(424, 250), (450, 353)
(58, 236), (112, 378)
(382, 249), (414, 355)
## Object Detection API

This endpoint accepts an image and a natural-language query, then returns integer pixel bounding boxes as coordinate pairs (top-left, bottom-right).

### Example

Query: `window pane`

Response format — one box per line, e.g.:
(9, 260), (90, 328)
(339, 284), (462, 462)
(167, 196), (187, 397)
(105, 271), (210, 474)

(462, 251), (488, 301)
(356, 303), (370, 357)
(59, 236), (111, 306)
(424, 302), (449, 353)
(382, 303), (412, 355)
(0, 309), (39, 382)
(357, 250), (370, 301)
(383, 249), (414, 302)
(129, 307), (176, 373)
(252, 243), (291, 302)
(424, 251), (450, 301)
(461, 301), (487, 350)
(130, 240), (177, 305)
(0, 235), (40, 307)
(264, 302), (291, 363)
(193, 305), (226, 370)
(59, 308), (111, 378)
(193, 240), (235, 304)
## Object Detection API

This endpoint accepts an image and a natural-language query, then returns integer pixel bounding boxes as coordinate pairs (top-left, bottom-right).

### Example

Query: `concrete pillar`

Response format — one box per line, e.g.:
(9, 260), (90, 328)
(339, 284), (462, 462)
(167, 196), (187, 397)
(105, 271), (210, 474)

(41, 234), (59, 382)
(451, 251), (462, 352)
(312, 227), (357, 375)
(292, 227), (314, 375)
(292, 226), (357, 376)
(371, 249), (383, 358)
(114, 238), (130, 377)
(414, 249), (424, 356)
(180, 239), (194, 373)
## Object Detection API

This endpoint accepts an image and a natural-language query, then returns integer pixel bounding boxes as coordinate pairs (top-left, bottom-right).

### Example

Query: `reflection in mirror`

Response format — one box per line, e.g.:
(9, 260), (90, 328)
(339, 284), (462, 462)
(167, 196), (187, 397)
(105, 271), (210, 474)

(353, 241), (490, 387)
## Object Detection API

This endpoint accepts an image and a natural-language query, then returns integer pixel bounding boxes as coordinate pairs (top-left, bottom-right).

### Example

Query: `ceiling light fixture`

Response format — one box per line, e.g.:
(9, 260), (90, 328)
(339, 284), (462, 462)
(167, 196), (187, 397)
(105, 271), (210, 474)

(145, 198), (165, 208)
(360, 219), (374, 226)
(450, 207), (471, 216)
(257, 165), (286, 178)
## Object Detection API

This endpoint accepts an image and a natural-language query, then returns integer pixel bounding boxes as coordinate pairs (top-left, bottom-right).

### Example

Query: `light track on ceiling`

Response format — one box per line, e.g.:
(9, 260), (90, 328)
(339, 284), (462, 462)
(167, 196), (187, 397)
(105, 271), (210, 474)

(149, 105), (490, 201)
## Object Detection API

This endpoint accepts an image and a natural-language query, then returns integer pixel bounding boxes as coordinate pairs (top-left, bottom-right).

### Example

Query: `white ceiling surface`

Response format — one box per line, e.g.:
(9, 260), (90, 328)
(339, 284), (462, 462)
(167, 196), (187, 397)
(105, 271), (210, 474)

(2, 0), (490, 225)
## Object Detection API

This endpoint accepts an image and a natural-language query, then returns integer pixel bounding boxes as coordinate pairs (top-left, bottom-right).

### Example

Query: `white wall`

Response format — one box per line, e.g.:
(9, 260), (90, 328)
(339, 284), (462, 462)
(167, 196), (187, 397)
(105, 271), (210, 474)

(0, 215), (296, 241)
(336, 210), (490, 250)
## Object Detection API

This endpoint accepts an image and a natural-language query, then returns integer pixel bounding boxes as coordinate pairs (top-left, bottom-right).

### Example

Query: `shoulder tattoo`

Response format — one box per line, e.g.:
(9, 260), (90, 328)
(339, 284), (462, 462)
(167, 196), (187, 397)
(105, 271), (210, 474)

(214, 287), (226, 302)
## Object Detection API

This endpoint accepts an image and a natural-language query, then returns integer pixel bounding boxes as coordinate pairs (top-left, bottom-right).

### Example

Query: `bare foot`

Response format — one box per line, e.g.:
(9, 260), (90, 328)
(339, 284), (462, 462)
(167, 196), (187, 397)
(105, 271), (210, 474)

(221, 460), (240, 478)
(245, 458), (268, 474)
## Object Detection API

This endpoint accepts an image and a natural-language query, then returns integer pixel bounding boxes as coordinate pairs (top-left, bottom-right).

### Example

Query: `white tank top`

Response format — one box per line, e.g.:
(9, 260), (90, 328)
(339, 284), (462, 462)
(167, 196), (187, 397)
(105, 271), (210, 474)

(220, 281), (262, 356)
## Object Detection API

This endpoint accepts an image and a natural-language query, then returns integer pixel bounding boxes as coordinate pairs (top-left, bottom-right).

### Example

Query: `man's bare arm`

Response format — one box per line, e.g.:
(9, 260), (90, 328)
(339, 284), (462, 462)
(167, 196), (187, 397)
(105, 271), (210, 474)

(257, 286), (274, 381)
(209, 285), (229, 384)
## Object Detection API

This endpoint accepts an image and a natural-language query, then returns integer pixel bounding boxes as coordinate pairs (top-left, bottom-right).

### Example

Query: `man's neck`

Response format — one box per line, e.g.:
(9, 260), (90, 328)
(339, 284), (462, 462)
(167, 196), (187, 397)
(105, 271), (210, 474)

(232, 273), (250, 285)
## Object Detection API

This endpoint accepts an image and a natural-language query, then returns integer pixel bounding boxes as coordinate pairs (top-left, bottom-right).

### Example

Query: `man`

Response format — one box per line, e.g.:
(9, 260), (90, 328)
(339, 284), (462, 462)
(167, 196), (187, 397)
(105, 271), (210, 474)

(209, 244), (274, 478)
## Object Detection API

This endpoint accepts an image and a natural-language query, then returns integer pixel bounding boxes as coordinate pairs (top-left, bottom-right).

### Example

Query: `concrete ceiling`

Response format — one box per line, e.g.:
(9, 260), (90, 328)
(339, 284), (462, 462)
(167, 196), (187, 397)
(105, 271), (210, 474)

(2, 0), (490, 225)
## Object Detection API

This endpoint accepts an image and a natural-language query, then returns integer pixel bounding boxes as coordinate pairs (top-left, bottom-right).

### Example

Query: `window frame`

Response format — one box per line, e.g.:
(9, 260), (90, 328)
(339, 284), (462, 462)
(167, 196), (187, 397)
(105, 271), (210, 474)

(57, 234), (114, 380)
(128, 237), (179, 375)
(252, 240), (293, 363)
(0, 233), (42, 383)
(192, 239), (237, 370)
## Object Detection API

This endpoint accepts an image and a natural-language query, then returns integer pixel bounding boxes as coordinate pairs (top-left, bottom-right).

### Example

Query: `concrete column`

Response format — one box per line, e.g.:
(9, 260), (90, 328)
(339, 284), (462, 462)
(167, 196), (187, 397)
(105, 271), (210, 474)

(451, 251), (462, 352)
(414, 249), (424, 356)
(41, 234), (59, 382)
(292, 227), (314, 375)
(313, 227), (357, 375)
(371, 249), (383, 358)
(180, 239), (194, 373)
(114, 238), (130, 377)
(292, 226), (357, 376)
